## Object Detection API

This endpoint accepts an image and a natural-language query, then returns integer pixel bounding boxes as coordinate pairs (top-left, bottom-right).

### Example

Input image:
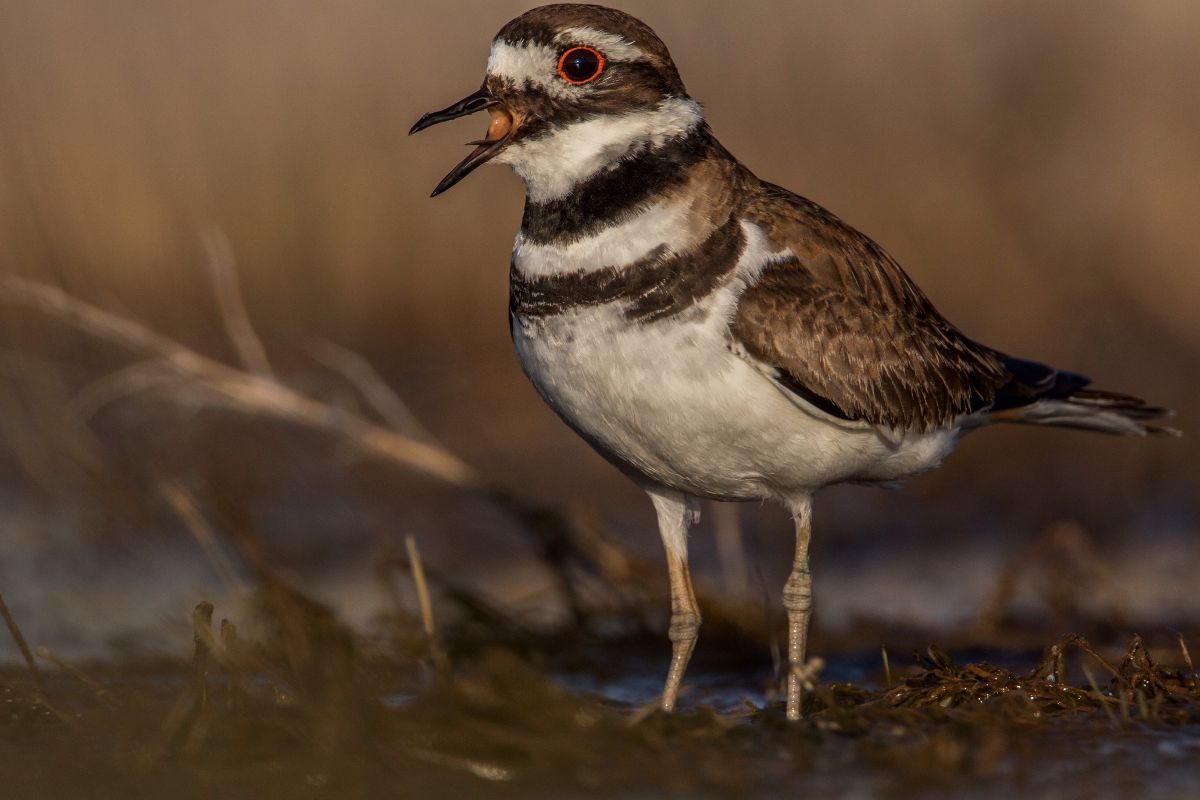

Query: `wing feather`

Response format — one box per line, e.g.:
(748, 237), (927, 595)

(731, 183), (1011, 430)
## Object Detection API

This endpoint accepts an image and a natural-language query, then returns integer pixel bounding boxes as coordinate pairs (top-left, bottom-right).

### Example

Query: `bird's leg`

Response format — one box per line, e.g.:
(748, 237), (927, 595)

(783, 496), (814, 720)
(648, 488), (700, 713)
(663, 548), (700, 712)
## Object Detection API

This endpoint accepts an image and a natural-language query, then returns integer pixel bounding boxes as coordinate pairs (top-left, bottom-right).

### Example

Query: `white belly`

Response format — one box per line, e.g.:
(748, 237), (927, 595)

(511, 304), (961, 501)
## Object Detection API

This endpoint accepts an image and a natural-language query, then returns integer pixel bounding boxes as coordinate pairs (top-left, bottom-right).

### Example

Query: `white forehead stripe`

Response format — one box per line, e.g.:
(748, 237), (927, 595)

(496, 97), (704, 203)
(513, 198), (699, 278)
(487, 40), (563, 94)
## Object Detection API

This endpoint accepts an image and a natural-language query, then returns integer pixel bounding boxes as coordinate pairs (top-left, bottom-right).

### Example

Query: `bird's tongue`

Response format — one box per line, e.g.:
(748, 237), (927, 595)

(467, 107), (514, 159)
(485, 107), (513, 141)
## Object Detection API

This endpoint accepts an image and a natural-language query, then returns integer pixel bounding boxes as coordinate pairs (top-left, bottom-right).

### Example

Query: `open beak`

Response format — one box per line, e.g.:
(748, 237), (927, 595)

(410, 87), (516, 197)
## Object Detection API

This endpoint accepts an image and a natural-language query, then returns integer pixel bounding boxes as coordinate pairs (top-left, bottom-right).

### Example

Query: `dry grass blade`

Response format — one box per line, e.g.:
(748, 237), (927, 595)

(136, 602), (223, 767)
(1081, 664), (1120, 726)
(312, 340), (434, 440)
(1178, 633), (1197, 689)
(160, 481), (245, 595)
(0, 276), (479, 488)
(405, 534), (448, 671)
(202, 228), (274, 379)
(378, 549), (523, 635)
(0, 587), (44, 694)
(0, 591), (78, 730)
(69, 357), (186, 419)
(35, 646), (115, 707)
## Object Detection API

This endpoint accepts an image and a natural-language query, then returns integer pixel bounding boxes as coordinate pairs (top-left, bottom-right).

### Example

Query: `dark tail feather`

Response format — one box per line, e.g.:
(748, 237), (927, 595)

(989, 356), (1179, 437)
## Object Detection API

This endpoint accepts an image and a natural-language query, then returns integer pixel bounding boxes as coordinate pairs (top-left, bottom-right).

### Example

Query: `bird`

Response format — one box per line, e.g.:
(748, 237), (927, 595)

(410, 4), (1175, 720)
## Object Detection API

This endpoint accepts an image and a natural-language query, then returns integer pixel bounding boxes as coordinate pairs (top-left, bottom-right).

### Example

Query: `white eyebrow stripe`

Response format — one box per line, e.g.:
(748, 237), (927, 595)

(486, 32), (648, 97)
(557, 27), (648, 62)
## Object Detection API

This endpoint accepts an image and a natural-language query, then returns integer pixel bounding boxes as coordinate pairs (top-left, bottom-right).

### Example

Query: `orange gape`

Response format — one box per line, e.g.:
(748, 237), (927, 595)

(462, 107), (516, 167)
(484, 107), (514, 142)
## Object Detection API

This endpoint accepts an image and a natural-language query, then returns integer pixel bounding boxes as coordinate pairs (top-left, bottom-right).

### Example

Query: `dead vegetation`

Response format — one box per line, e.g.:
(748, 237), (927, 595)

(4, 519), (1199, 800)
(1, 268), (1197, 798)
(3, 557), (1199, 799)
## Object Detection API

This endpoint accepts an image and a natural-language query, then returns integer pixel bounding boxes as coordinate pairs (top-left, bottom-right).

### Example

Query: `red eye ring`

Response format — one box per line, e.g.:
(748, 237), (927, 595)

(557, 46), (606, 85)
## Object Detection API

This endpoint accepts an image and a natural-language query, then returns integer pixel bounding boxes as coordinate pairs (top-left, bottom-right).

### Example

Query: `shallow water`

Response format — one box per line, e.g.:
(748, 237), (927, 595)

(4, 483), (1199, 665)
(8, 642), (1199, 800)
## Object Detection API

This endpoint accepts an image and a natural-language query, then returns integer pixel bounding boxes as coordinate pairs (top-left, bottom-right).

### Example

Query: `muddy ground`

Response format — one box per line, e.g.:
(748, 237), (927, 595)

(4, 547), (1200, 800)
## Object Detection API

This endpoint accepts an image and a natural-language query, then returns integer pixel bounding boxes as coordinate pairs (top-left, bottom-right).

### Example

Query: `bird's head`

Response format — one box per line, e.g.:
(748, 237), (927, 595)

(410, 4), (702, 202)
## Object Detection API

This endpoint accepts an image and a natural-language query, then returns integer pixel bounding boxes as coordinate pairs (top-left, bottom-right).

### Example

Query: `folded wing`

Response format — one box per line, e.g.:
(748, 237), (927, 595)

(731, 182), (1173, 435)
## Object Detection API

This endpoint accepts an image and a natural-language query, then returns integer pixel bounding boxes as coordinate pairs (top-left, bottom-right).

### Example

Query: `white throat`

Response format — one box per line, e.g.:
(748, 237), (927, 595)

(495, 97), (703, 204)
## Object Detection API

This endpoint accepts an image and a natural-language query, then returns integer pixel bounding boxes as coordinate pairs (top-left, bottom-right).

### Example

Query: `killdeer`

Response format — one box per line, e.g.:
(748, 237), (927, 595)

(411, 4), (1175, 719)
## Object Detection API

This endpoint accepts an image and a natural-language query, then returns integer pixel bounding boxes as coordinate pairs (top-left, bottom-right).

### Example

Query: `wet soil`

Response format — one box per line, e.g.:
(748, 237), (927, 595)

(4, 621), (1199, 800)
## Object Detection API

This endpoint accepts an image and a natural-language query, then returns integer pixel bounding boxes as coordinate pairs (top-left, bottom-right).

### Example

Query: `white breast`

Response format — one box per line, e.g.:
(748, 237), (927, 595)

(510, 219), (961, 500)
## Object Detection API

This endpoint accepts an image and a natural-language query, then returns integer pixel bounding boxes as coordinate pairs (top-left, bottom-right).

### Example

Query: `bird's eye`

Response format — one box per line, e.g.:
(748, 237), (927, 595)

(557, 47), (605, 85)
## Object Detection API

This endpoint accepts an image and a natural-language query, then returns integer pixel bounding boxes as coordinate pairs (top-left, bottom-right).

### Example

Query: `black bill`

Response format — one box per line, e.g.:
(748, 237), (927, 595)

(410, 87), (512, 197)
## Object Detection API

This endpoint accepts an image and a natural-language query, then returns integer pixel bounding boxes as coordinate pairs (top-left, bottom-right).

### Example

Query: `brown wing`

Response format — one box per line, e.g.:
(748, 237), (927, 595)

(731, 182), (1012, 431)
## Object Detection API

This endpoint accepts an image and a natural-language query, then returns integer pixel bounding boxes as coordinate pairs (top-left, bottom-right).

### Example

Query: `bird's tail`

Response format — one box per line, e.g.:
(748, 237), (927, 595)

(987, 356), (1179, 437)
(1000, 388), (1178, 436)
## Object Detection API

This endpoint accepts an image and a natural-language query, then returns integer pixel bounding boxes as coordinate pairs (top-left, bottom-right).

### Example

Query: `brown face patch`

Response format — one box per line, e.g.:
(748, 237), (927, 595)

(496, 4), (683, 91)
(485, 4), (689, 141)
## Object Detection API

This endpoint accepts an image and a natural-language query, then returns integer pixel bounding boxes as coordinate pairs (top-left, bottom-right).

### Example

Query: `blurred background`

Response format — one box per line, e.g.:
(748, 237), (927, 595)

(0, 0), (1197, 660)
